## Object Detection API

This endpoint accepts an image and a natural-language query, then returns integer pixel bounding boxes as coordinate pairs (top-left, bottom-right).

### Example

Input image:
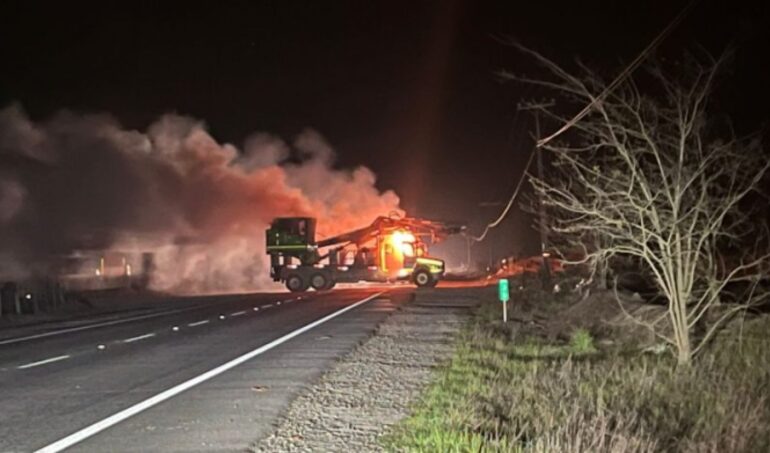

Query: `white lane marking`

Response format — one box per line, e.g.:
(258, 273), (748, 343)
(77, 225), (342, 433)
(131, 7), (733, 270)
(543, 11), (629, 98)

(188, 320), (209, 327)
(230, 311), (247, 317)
(35, 291), (385, 453)
(0, 307), (195, 346)
(122, 333), (156, 343)
(263, 304), (273, 309)
(18, 355), (71, 369)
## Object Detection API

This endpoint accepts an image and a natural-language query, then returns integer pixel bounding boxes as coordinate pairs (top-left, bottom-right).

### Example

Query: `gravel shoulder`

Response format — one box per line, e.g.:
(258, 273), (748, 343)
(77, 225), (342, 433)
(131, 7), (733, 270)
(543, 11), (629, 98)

(252, 286), (483, 452)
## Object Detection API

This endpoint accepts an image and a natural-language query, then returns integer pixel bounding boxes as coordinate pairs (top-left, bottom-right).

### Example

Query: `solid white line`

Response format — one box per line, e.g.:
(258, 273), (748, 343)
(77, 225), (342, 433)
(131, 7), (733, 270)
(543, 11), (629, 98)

(18, 355), (71, 369)
(34, 291), (384, 453)
(187, 320), (210, 327)
(230, 311), (247, 317)
(0, 307), (193, 346)
(122, 333), (156, 343)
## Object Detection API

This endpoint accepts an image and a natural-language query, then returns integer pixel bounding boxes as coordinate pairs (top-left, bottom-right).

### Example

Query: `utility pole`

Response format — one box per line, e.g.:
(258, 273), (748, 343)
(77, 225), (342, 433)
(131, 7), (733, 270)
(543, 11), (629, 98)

(479, 201), (503, 271)
(533, 110), (551, 289)
(518, 102), (555, 288)
(534, 113), (549, 257)
(465, 235), (472, 271)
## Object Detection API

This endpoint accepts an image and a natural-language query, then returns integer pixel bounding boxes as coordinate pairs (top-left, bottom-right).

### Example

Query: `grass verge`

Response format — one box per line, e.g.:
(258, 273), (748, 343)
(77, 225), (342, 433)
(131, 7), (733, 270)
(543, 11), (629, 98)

(384, 293), (770, 452)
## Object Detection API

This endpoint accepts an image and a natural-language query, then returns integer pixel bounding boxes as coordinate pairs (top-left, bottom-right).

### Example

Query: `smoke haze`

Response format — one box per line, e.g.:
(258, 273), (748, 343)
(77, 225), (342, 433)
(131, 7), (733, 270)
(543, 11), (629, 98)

(0, 105), (401, 292)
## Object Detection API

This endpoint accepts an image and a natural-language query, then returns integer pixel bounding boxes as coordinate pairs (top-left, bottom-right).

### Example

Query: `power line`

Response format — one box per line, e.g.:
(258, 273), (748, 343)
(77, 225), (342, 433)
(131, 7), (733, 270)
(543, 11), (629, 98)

(469, 0), (699, 242)
(537, 0), (700, 148)
(467, 147), (535, 242)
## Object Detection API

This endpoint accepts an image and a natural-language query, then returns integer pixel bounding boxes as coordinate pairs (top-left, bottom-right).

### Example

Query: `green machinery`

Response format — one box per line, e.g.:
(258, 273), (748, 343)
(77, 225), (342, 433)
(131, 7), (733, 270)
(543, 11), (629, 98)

(266, 215), (464, 292)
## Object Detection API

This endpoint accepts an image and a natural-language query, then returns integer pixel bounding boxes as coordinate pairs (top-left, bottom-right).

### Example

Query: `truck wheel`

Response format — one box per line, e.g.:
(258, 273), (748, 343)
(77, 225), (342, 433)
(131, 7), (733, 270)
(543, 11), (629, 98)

(286, 274), (308, 292)
(310, 273), (329, 291)
(413, 269), (434, 288)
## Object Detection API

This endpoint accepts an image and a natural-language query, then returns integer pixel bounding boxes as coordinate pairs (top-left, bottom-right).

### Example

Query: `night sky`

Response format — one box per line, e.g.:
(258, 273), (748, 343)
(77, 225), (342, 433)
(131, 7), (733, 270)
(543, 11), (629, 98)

(1, 0), (767, 261)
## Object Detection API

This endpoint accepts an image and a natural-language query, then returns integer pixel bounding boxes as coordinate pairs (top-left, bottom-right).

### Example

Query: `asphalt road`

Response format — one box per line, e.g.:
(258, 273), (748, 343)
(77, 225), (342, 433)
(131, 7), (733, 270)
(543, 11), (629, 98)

(0, 286), (409, 452)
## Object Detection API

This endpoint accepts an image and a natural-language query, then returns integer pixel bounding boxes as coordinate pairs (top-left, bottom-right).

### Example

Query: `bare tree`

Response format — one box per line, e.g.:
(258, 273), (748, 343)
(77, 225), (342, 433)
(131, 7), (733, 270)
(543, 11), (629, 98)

(505, 47), (770, 365)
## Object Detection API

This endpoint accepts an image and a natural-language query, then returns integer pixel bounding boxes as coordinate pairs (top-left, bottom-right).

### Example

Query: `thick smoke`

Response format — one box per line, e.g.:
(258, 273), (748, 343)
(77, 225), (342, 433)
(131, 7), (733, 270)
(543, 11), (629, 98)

(0, 105), (401, 292)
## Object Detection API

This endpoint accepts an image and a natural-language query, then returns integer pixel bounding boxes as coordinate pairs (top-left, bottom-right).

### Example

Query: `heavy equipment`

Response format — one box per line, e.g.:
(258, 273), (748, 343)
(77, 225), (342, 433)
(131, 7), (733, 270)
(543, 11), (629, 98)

(266, 214), (464, 292)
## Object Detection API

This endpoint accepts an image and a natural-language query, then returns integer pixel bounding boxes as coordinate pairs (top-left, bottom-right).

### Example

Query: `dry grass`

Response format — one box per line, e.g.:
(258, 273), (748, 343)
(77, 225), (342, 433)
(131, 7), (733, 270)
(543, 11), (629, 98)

(385, 286), (770, 452)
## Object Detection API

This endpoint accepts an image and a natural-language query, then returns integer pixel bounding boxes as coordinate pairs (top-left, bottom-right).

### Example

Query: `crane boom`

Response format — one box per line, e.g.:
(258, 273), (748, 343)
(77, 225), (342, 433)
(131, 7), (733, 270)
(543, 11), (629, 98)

(315, 216), (464, 248)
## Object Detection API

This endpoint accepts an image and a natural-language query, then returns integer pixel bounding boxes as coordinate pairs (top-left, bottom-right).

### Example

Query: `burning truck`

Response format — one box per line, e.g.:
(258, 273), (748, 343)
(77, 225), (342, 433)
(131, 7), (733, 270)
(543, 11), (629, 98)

(266, 214), (465, 291)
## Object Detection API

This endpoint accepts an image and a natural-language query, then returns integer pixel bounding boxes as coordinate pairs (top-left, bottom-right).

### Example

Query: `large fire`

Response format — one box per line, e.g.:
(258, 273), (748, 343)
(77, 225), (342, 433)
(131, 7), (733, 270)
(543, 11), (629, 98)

(379, 229), (421, 275)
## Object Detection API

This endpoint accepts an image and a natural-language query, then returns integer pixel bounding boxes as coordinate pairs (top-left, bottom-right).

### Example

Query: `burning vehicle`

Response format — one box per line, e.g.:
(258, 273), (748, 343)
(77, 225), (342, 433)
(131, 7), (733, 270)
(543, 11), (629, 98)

(266, 214), (465, 291)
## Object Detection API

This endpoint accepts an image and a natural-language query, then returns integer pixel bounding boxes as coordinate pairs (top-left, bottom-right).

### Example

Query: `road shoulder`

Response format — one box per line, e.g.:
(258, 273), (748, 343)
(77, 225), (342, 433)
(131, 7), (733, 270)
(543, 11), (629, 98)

(253, 287), (482, 452)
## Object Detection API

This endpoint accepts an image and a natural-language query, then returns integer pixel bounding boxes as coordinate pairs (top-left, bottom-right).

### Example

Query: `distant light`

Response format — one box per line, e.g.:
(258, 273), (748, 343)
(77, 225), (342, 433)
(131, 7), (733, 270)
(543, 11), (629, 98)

(24, 293), (32, 300)
(542, 252), (551, 258)
(172, 326), (180, 331)
(126, 264), (132, 276)
(97, 344), (106, 350)
(95, 269), (102, 276)
(219, 315), (226, 320)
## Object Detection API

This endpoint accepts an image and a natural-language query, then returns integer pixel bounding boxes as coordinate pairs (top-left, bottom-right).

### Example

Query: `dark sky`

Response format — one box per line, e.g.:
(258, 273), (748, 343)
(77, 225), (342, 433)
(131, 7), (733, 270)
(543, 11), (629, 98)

(1, 0), (768, 260)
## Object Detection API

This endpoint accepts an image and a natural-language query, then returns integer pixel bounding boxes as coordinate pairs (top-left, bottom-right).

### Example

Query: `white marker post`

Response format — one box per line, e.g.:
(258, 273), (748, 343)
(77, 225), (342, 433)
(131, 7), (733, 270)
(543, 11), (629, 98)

(498, 278), (510, 323)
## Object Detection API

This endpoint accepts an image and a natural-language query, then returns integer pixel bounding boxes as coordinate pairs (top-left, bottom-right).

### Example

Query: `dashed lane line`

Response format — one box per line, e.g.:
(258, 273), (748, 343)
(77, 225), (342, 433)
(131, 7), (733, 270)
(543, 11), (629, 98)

(34, 291), (385, 453)
(230, 311), (247, 317)
(18, 355), (71, 370)
(188, 320), (210, 327)
(0, 307), (197, 346)
(122, 333), (156, 344)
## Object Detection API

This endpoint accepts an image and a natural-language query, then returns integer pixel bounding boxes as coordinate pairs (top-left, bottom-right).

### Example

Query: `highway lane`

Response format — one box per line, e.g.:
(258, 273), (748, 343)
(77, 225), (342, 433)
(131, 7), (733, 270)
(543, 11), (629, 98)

(0, 292), (302, 368)
(0, 287), (406, 452)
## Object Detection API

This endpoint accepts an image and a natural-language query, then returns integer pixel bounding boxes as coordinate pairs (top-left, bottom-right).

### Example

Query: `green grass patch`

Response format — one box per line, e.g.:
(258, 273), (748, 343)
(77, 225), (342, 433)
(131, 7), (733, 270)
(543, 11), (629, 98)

(384, 299), (770, 452)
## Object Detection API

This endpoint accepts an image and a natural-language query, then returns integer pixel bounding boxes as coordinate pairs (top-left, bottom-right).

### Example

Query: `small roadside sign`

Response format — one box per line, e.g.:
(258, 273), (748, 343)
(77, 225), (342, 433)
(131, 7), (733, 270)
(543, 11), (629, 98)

(498, 279), (510, 302)
(498, 279), (510, 322)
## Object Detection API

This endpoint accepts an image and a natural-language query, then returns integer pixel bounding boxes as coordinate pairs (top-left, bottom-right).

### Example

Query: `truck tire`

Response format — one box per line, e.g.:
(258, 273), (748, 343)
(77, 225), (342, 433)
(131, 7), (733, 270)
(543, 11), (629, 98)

(310, 272), (329, 291)
(286, 274), (308, 292)
(413, 269), (435, 288)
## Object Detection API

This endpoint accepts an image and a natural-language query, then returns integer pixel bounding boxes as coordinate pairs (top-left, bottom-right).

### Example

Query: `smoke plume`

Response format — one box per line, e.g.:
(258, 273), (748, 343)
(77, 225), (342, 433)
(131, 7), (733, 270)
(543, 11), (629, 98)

(0, 105), (401, 292)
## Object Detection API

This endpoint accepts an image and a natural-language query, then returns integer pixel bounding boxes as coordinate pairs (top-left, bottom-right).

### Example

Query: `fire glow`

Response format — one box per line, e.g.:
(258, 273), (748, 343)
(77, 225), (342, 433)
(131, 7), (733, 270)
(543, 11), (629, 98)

(0, 105), (402, 292)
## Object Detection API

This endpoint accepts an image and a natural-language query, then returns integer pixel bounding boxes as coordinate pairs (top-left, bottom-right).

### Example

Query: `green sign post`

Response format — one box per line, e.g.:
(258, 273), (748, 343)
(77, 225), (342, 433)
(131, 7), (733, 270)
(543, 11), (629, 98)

(498, 279), (510, 322)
